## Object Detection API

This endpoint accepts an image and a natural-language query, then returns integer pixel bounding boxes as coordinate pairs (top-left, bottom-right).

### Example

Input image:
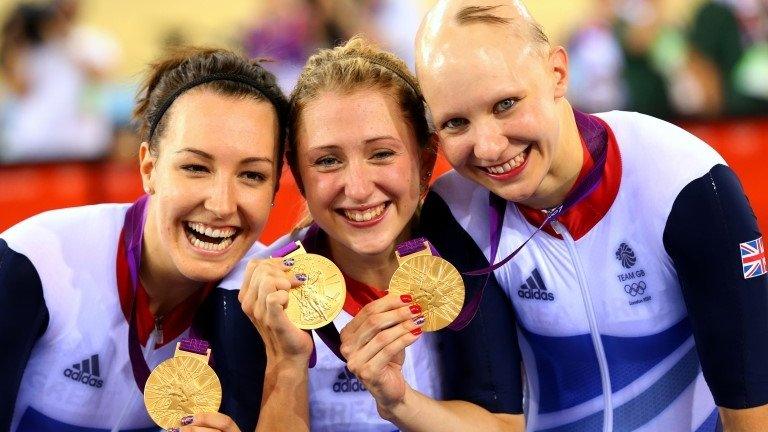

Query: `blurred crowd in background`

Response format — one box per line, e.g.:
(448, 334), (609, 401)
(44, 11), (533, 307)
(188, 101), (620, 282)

(0, 0), (767, 165)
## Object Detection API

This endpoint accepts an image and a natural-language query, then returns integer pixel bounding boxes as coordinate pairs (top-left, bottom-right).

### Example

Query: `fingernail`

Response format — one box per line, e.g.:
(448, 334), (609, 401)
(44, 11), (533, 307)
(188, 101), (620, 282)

(167, 429), (180, 432)
(296, 273), (308, 282)
(400, 294), (412, 303)
(412, 315), (426, 326)
(411, 328), (423, 336)
(409, 304), (422, 314)
(181, 415), (193, 425)
(283, 258), (295, 266)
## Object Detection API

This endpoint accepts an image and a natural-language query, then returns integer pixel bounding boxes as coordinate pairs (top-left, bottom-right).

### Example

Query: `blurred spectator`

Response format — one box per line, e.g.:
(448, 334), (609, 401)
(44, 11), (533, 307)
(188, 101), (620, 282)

(0, 0), (118, 163)
(613, 0), (676, 118)
(242, 0), (373, 90)
(689, 0), (768, 116)
(365, 0), (426, 69)
(567, 0), (628, 113)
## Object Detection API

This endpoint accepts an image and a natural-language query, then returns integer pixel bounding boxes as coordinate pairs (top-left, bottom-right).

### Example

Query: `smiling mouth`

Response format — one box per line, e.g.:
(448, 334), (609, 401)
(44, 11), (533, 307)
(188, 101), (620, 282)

(480, 145), (531, 175)
(338, 202), (389, 223)
(184, 221), (240, 251)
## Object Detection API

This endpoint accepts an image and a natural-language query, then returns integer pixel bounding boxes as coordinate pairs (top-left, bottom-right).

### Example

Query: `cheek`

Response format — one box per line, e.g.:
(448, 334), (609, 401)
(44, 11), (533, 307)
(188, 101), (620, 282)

(302, 172), (341, 211)
(440, 139), (471, 167)
(382, 161), (421, 200)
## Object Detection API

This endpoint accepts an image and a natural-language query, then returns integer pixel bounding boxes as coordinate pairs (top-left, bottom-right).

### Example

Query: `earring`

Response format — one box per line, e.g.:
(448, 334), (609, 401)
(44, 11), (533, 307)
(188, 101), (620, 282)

(144, 186), (154, 195)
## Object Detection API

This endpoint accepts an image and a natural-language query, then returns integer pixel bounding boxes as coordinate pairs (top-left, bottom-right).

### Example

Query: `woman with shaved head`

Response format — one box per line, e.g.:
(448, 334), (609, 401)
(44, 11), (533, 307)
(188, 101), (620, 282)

(342, 1), (768, 431)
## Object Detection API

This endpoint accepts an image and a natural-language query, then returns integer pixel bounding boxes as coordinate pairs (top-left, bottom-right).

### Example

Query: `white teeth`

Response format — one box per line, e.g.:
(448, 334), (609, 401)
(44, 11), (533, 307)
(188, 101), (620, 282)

(187, 222), (236, 238)
(343, 204), (386, 222)
(485, 147), (528, 175)
(187, 233), (234, 251)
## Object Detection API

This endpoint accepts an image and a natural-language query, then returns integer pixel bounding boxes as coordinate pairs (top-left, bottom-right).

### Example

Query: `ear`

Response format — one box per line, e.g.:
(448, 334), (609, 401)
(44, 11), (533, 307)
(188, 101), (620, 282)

(550, 46), (569, 99)
(139, 142), (156, 195)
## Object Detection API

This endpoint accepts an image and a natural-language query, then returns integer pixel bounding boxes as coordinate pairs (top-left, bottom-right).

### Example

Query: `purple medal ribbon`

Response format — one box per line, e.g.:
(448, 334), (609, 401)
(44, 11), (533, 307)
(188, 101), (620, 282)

(122, 195), (207, 392)
(274, 225), (346, 367)
(446, 110), (609, 330)
(179, 338), (211, 355)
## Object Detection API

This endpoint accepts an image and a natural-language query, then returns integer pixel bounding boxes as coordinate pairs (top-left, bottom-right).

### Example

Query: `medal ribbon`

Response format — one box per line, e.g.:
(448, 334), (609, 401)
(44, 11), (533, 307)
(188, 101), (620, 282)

(446, 110), (609, 330)
(119, 195), (211, 392)
(273, 225), (349, 367)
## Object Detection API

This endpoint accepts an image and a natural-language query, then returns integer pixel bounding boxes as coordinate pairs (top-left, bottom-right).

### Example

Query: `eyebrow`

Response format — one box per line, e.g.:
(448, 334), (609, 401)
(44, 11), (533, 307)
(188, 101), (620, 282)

(306, 135), (401, 152)
(176, 148), (273, 164)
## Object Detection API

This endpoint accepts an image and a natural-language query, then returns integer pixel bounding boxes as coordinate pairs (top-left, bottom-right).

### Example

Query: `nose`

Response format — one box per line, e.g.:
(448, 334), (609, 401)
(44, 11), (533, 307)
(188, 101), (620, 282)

(343, 160), (375, 203)
(472, 119), (507, 162)
(205, 175), (237, 219)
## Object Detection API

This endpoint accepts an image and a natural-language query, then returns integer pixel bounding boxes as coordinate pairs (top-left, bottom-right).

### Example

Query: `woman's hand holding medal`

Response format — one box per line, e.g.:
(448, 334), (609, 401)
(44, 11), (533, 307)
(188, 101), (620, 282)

(341, 294), (426, 413)
(238, 258), (315, 364)
(166, 412), (242, 432)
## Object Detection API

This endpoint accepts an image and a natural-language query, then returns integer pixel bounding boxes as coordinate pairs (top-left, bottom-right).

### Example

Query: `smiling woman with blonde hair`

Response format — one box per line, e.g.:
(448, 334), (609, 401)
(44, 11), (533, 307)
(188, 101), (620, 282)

(218, 35), (441, 432)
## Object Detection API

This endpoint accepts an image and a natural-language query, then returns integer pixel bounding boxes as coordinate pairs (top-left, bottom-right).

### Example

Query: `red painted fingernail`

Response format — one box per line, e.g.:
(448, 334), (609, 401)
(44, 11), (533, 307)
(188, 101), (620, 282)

(400, 294), (412, 303)
(409, 304), (422, 314)
(411, 328), (423, 336)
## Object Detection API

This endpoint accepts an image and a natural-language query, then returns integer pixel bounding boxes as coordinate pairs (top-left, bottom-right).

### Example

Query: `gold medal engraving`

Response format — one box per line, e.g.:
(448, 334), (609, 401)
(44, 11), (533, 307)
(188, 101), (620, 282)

(285, 253), (346, 330)
(389, 254), (465, 331)
(144, 355), (222, 429)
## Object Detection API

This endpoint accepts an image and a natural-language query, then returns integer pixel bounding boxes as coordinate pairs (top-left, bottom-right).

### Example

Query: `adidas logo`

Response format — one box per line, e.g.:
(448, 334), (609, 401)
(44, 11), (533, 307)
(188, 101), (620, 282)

(63, 354), (104, 388)
(517, 268), (555, 301)
(332, 367), (367, 393)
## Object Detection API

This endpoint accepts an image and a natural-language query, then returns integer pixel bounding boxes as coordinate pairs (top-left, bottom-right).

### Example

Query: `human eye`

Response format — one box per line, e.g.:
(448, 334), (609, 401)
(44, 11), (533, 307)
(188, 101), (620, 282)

(493, 98), (519, 114)
(312, 155), (342, 170)
(371, 149), (396, 161)
(441, 118), (469, 131)
(180, 164), (209, 174)
(241, 170), (268, 183)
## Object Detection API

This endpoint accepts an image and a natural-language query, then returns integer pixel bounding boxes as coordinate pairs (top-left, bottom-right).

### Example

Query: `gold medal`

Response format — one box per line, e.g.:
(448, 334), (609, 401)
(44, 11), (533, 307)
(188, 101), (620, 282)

(388, 241), (465, 331)
(144, 341), (222, 429)
(276, 241), (346, 330)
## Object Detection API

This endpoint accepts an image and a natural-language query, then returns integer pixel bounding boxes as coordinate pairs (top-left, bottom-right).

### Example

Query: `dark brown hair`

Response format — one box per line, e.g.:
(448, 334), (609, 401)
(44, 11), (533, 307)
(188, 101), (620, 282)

(133, 46), (289, 173)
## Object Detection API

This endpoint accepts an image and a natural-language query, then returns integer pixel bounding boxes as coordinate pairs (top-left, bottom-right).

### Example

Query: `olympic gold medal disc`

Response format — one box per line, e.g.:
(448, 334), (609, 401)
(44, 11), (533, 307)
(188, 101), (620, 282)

(388, 254), (465, 332)
(144, 355), (222, 429)
(285, 253), (346, 330)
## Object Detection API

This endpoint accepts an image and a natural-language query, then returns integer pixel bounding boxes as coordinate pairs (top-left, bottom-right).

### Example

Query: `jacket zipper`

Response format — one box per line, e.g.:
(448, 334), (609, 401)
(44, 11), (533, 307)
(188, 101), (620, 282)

(551, 220), (613, 432)
(154, 316), (164, 346)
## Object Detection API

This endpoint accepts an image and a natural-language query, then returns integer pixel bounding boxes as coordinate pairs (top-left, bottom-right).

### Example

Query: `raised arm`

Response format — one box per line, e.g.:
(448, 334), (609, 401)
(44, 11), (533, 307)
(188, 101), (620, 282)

(340, 294), (524, 432)
(237, 258), (314, 432)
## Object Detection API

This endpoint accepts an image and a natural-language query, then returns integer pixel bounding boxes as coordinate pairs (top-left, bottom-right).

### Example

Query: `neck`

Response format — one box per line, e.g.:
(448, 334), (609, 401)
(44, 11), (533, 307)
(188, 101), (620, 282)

(328, 233), (408, 290)
(140, 205), (203, 318)
(524, 101), (584, 210)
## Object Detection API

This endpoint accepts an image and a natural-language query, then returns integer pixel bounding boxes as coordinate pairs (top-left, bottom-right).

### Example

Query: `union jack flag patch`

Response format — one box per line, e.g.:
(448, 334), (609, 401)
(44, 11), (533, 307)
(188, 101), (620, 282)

(740, 237), (766, 279)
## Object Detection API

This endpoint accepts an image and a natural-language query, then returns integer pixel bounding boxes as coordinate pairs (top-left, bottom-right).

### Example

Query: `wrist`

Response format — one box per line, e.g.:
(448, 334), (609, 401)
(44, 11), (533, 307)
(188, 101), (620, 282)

(266, 357), (310, 377)
(377, 385), (416, 423)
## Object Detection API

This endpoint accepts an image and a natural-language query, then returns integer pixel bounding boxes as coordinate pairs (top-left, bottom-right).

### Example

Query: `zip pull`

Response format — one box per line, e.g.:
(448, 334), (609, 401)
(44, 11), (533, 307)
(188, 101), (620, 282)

(154, 316), (164, 346)
(550, 220), (563, 236)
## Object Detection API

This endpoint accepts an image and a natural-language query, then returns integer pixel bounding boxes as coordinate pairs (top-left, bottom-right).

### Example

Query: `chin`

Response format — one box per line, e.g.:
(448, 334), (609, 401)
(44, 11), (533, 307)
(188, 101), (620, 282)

(179, 259), (235, 284)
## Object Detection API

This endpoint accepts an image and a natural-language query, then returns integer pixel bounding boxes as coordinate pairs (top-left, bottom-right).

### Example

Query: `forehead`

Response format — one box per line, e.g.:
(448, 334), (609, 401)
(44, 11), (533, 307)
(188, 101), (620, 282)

(299, 88), (415, 149)
(418, 27), (541, 116)
(162, 89), (278, 153)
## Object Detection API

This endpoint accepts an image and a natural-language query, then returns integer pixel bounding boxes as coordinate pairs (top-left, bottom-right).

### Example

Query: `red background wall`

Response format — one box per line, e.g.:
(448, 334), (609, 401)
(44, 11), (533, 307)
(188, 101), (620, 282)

(1, 118), (766, 243)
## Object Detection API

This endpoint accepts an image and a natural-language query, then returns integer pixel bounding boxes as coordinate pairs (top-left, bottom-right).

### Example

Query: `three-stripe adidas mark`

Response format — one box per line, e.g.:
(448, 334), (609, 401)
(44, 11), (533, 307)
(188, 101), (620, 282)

(517, 268), (555, 301)
(63, 354), (104, 388)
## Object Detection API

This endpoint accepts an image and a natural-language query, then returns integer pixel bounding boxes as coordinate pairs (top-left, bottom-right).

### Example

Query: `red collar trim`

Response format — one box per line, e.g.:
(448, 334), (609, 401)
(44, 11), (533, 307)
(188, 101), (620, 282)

(116, 228), (216, 347)
(516, 115), (622, 240)
(342, 274), (387, 316)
